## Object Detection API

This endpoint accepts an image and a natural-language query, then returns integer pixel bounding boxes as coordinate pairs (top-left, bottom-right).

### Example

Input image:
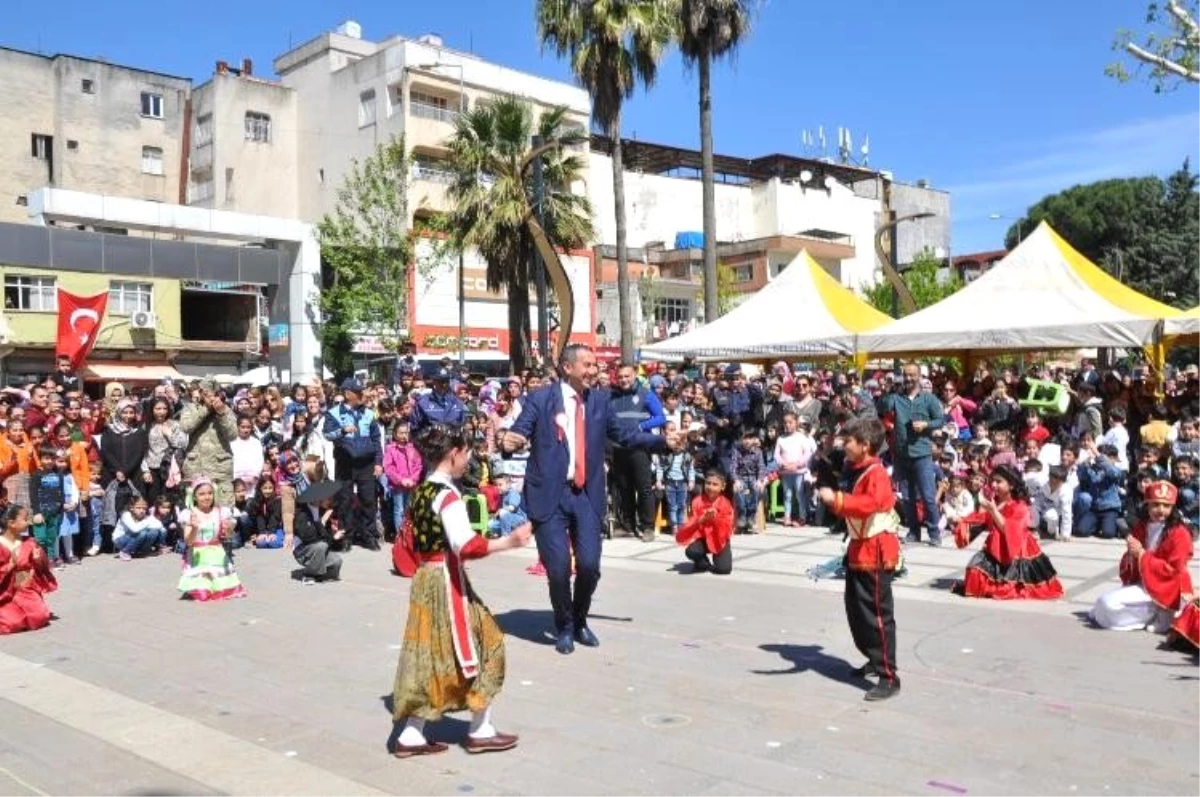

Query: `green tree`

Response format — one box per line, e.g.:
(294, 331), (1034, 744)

(863, 251), (964, 318)
(1107, 0), (1199, 90)
(443, 96), (593, 373)
(1008, 162), (1199, 308)
(676, 0), (757, 323)
(316, 134), (412, 378)
(538, 0), (673, 363)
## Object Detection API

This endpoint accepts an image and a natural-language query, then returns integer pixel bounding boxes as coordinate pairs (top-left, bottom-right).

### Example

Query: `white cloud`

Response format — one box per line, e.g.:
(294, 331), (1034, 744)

(948, 111), (1199, 211)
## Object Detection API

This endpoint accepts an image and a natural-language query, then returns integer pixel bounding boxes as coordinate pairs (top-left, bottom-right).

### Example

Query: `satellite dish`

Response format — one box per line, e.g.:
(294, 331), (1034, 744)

(800, 169), (813, 183)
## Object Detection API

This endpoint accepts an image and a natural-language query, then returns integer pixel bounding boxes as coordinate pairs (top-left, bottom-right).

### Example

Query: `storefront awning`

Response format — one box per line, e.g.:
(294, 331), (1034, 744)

(83, 363), (187, 383)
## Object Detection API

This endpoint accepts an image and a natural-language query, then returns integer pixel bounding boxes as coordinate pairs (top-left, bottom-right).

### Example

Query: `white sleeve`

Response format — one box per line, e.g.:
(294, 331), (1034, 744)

(437, 489), (477, 555)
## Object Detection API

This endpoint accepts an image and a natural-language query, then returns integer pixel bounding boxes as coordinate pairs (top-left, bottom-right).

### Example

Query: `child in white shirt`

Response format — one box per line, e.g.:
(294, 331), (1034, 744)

(939, 471), (976, 533)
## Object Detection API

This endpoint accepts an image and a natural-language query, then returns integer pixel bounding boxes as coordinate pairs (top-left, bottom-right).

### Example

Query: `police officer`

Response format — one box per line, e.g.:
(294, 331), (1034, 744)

(609, 363), (666, 540)
(410, 367), (467, 431)
(323, 377), (384, 550)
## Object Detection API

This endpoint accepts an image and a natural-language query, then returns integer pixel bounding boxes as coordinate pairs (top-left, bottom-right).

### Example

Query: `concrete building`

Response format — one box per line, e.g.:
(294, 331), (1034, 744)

(264, 23), (590, 225)
(0, 188), (319, 388)
(587, 136), (950, 347)
(187, 59), (298, 219)
(0, 46), (191, 225)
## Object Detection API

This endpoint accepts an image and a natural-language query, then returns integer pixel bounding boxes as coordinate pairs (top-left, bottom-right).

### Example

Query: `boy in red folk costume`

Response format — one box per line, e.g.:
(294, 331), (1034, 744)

(676, 470), (735, 574)
(1091, 480), (1197, 648)
(818, 418), (903, 701)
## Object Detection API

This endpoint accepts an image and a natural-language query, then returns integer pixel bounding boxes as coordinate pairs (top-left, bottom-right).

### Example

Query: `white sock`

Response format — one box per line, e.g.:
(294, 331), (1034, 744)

(468, 706), (495, 739)
(398, 718), (427, 747)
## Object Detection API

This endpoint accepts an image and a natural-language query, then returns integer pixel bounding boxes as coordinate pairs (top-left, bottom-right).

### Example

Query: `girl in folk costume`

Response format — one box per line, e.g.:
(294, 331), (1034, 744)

(0, 505), (58, 634)
(391, 424), (532, 759)
(177, 478), (246, 601)
(1091, 481), (1196, 637)
(817, 418), (904, 702)
(955, 465), (1064, 600)
(676, 470), (735, 575)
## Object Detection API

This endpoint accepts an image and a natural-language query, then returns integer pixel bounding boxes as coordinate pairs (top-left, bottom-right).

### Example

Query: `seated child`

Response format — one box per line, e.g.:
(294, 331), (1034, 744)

(112, 496), (166, 561)
(247, 478), (285, 549)
(485, 474), (528, 539)
(939, 470), (976, 534)
(1091, 481), (1194, 633)
(230, 478), (250, 549)
(153, 495), (183, 554)
(730, 428), (767, 533)
(675, 470), (735, 575)
(1034, 465), (1074, 541)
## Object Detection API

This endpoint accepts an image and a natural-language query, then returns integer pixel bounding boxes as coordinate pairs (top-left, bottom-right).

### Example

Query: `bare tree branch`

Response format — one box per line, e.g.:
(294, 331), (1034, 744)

(1167, 0), (1199, 35)
(1125, 41), (1200, 81)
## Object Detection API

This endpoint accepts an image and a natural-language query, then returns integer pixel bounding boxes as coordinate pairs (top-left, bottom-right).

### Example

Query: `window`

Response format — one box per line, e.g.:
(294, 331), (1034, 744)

(358, 89), (377, 127)
(225, 167), (235, 202)
(141, 92), (164, 119)
(141, 146), (164, 175)
(411, 91), (447, 110)
(81, 79), (94, 94)
(108, 281), (153, 315)
(194, 113), (213, 146)
(387, 83), (403, 117)
(244, 111), (270, 143)
(30, 134), (51, 160)
(4, 276), (57, 312)
(653, 297), (692, 325)
(67, 140), (79, 151)
(731, 264), (753, 283)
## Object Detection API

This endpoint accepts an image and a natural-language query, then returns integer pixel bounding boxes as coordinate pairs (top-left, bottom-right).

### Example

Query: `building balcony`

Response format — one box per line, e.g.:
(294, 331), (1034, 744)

(190, 143), (213, 171)
(413, 163), (455, 184)
(410, 100), (459, 125)
(188, 180), (214, 204)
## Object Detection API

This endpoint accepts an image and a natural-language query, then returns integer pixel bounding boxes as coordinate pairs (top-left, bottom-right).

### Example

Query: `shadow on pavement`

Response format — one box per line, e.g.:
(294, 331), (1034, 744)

(492, 609), (558, 645)
(751, 643), (865, 686)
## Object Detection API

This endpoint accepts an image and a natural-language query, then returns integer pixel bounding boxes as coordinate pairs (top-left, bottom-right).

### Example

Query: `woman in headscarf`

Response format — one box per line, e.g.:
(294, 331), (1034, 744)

(99, 399), (148, 529)
(96, 382), (127, 435)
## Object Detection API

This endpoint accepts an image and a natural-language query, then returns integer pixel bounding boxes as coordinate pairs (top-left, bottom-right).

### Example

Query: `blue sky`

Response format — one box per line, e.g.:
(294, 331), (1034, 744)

(4, 0), (1197, 254)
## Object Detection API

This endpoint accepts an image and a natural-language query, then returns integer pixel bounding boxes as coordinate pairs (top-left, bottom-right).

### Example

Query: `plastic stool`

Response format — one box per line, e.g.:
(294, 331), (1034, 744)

(768, 480), (785, 521)
(1019, 378), (1070, 416)
(463, 494), (489, 535)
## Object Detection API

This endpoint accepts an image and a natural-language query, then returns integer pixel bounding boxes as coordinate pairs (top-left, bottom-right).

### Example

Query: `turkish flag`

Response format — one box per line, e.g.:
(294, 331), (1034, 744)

(55, 289), (108, 369)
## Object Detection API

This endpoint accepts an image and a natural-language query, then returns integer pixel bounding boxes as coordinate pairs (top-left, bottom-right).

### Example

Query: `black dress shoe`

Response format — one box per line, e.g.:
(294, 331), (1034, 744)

(850, 662), (877, 679)
(864, 679), (901, 701)
(555, 630), (575, 655)
(574, 626), (600, 647)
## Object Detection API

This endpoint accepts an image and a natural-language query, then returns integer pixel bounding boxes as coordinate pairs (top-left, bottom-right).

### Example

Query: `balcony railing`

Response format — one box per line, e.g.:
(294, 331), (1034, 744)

(410, 101), (459, 124)
(413, 164), (455, 184)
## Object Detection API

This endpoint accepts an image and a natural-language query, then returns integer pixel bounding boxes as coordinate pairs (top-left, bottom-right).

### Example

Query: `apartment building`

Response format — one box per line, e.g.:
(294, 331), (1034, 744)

(588, 135), (951, 346)
(187, 59), (298, 218)
(0, 46), (191, 225)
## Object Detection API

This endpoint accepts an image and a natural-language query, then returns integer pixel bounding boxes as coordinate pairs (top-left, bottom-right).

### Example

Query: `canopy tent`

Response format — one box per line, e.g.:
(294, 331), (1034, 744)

(1165, 306), (1199, 338)
(857, 222), (1189, 354)
(639, 251), (891, 362)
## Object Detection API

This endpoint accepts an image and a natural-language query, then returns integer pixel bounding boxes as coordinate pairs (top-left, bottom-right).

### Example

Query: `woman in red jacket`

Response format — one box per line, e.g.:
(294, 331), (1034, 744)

(676, 470), (735, 575)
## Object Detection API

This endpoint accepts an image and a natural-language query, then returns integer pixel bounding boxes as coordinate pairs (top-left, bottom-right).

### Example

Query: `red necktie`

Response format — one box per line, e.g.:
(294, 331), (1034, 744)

(573, 394), (587, 488)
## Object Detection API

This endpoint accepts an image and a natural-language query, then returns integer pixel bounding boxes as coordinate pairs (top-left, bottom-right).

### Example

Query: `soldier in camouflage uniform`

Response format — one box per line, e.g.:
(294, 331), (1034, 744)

(179, 378), (238, 506)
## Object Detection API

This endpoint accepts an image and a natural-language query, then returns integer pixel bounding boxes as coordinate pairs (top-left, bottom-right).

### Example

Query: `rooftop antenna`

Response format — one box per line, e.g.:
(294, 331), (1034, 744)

(818, 125), (827, 160)
(860, 134), (870, 167)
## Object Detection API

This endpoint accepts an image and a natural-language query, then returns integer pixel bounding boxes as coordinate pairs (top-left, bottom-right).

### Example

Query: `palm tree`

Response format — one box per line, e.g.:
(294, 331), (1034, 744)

(444, 96), (593, 373)
(676, 0), (755, 322)
(538, 0), (673, 362)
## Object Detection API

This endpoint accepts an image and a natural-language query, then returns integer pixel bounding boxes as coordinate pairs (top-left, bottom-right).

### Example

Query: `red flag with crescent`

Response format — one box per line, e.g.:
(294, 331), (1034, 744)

(55, 289), (108, 369)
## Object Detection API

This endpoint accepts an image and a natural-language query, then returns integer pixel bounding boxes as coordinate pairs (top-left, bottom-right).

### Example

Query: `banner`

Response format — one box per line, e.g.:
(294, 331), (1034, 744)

(55, 289), (108, 369)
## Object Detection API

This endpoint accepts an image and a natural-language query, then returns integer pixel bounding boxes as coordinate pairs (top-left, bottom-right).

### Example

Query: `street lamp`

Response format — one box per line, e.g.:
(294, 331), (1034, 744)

(415, 61), (467, 366)
(989, 212), (1024, 247)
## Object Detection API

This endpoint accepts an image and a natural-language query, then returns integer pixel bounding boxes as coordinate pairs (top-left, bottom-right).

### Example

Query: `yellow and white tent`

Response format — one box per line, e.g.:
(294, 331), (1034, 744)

(639, 251), (890, 362)
(1165, 306), (1199, 338)
(858, 222), (1189, 354)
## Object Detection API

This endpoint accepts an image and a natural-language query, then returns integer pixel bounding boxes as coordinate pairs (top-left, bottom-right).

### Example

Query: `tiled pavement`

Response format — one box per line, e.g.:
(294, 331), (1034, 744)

(0, 522), (1196, 796)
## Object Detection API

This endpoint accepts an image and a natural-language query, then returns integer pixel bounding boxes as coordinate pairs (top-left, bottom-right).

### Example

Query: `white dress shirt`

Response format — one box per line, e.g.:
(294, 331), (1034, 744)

(560, 382), (586, 478)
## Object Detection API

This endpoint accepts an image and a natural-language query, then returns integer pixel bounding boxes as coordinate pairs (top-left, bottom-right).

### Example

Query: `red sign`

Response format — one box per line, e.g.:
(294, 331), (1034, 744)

(55, 289), (108, 368)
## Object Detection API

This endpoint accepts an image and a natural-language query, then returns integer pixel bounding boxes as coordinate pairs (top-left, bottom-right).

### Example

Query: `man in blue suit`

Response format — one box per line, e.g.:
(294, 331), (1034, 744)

(499, 344), (682, 654)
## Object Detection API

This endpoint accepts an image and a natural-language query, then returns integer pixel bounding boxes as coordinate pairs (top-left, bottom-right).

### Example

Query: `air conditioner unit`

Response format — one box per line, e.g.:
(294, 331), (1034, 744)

(130, 311), (157, 330)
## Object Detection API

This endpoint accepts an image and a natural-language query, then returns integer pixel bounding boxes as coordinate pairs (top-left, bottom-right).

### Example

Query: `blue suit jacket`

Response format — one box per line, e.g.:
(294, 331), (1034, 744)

(510, 384), (667, 523)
